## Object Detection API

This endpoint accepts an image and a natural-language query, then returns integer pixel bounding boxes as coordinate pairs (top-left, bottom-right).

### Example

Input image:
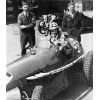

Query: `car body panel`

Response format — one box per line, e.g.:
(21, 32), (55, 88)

(7, 45), (63, 76)
(6, 45), (66, 91)
(6, 37), (84, 100)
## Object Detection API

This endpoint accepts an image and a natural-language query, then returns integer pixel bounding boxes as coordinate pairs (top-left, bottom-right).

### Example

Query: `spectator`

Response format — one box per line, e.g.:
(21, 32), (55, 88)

(17, 2), (36, 56)
(62, 1), (84, 42)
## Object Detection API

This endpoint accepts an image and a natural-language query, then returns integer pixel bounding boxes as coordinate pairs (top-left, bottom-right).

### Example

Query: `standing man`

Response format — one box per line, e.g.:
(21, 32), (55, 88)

(18, 2), (36, 56)
(62, 2), (84, 42)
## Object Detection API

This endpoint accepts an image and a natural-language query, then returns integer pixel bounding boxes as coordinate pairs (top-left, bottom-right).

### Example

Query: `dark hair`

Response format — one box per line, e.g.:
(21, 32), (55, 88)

(68, 2), (75, 8)
(22, 2), (29, 7)
(50, 28), (61, 39)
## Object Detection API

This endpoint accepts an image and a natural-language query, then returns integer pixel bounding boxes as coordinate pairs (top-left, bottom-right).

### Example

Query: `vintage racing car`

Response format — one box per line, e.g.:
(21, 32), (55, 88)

(6, 35), (93, 100)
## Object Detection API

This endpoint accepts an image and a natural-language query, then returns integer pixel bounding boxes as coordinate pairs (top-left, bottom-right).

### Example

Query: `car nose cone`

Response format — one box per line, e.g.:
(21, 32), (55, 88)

(6, 87), (21, 100)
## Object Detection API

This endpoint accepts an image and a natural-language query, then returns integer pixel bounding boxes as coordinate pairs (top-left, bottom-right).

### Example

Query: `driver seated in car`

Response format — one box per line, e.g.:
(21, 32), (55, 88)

(48, 26), (72, 57)
(50, 26), (81, 54)
(48, 22), (68, 50)
(48, 22), (66, 49)
(37, 22), (60, 49)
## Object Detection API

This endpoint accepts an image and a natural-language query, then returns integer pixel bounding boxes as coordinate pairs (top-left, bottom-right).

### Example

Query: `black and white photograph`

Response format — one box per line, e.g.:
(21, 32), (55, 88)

(6, 0), (93, 100)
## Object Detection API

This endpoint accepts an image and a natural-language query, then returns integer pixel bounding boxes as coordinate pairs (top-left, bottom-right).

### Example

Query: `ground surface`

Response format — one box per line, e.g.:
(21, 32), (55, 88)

(6, 22), (93, 100)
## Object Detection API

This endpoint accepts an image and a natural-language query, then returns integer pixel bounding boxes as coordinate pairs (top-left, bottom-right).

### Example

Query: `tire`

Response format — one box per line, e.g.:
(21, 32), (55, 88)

(83, 51), (93, 87)
(31, 85), (44, 100)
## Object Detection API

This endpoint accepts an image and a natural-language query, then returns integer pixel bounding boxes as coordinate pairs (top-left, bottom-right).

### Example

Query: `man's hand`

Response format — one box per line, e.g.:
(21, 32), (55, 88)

(19, 25), (27, 29)
(40, 22), (44, 26)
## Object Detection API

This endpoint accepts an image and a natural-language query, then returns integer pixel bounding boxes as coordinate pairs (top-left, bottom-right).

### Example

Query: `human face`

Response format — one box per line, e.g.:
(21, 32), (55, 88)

(68, 5), (75, 12)
(51, 29), (57, 36)
(22, 5), (29, 11)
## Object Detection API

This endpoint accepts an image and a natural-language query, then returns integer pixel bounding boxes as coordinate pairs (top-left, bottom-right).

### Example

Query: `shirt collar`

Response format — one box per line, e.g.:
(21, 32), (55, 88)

(22, 11), (30, 17)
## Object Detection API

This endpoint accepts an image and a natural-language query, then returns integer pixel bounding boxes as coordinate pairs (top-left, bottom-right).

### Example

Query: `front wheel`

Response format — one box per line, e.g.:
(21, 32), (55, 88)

(83, 51), (93, 87)
(31, 85), (44, 100)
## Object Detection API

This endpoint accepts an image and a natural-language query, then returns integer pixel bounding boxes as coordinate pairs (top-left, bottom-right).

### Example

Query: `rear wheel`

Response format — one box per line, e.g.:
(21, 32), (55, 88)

(83, 51), (93, 87)
(31, 85), (44, 100)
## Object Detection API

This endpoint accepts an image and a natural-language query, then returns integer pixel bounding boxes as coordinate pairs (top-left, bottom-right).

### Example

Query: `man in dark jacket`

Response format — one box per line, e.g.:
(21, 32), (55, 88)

(18, 2), (36, 56)
(62, 2), (84, 42)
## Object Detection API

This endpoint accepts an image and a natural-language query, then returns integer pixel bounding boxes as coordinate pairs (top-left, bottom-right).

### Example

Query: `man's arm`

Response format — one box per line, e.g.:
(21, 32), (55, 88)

(62, 14), (72, 34)
(17, 14), (27, 29)
(79, 13), (84, 34)
(26, 13), (36, 28)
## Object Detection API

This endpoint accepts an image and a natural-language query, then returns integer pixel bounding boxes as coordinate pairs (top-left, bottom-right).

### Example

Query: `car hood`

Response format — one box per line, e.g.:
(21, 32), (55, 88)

(6, 47), (59, 79)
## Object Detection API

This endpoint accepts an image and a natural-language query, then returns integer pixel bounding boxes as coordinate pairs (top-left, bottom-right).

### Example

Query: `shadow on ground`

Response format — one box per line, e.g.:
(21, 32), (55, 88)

(51, 73), (92, 100)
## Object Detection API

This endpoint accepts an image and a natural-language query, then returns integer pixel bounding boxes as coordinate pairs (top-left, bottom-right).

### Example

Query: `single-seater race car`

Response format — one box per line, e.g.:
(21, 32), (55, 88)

(6, 35), (93, 100)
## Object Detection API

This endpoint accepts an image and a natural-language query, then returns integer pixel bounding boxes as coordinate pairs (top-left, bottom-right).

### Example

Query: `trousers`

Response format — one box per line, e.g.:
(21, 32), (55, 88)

(20, 29), (35, 56)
